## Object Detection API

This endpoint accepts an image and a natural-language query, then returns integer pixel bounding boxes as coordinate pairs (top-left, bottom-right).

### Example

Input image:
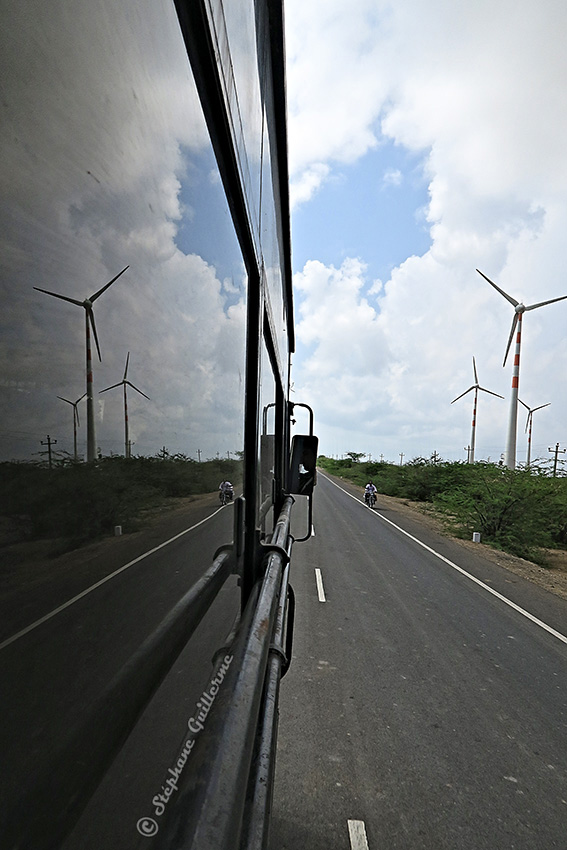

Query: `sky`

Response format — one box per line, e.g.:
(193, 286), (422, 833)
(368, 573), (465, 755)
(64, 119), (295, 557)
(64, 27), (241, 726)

(285, 0), (567, 466)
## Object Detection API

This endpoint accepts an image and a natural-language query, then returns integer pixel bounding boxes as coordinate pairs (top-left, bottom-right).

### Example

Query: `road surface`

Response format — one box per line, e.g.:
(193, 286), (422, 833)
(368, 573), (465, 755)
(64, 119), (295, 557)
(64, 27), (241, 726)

(271, 472), (567, 849)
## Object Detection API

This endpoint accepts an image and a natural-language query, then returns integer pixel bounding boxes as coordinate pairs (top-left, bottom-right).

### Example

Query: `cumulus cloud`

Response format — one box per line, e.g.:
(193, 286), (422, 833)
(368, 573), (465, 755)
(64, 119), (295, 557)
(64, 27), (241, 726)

(286, 0), (567, 461)
(382, 169), (402, 188)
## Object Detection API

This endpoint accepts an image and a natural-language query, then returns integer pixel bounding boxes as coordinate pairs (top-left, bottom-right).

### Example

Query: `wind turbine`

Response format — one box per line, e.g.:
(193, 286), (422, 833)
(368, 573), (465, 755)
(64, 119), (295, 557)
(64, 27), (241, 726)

(451, 356), (503, 463)
(34, 266), (129, 462)
(99, 352), (149, 458)
(57, 392), (86, 461)
(518, 398), (550, 468)
(477, 269), (567, 469)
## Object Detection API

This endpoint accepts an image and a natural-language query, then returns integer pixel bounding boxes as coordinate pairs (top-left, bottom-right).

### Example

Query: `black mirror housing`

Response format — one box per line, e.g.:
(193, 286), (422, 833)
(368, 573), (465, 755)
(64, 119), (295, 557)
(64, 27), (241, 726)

(289, 435), (318, 496)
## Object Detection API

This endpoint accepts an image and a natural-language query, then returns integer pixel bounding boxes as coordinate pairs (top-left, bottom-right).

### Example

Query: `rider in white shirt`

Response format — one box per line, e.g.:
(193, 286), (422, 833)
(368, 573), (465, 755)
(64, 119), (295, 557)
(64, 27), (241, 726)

(219, 480), (234, 502)
(364, 481), (377, 504)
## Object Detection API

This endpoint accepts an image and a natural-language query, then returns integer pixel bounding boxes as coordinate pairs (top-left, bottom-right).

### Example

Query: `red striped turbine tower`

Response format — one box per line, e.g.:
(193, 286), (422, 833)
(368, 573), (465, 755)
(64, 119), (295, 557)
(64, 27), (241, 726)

(34, 266), (129, 462)
(451, 356), (503, 462)
(477, 269), (567, 469)
(519, 399), (550, 468)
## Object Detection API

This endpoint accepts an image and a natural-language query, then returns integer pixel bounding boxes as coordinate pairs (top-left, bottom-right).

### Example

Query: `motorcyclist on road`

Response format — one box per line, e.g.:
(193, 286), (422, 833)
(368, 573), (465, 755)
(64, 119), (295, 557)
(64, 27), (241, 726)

(219, 480), (234, 502)
(364, 481), (377, 506)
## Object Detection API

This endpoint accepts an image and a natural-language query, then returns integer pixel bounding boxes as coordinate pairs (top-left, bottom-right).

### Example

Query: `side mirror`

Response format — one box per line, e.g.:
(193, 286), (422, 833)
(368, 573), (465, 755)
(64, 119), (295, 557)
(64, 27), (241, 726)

(289, 434), (318, 496)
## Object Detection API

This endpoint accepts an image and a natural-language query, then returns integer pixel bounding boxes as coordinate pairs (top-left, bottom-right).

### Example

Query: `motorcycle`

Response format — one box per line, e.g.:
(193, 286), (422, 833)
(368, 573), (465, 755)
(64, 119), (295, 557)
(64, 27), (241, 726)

(219, 487), (234, 506)
(364, 491), (376, 509)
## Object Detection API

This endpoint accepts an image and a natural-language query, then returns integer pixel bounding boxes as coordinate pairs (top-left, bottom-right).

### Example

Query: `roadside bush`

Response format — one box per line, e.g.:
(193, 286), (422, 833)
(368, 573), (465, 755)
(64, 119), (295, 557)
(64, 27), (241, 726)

(0, 455), (244, 546)
(317, 455), (567, 563)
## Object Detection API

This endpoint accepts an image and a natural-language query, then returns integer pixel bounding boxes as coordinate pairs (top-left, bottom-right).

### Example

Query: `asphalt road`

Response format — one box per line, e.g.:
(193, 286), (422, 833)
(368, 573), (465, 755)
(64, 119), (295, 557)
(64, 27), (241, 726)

(271, 472), (567, 850)
(0, 499), (239, 849)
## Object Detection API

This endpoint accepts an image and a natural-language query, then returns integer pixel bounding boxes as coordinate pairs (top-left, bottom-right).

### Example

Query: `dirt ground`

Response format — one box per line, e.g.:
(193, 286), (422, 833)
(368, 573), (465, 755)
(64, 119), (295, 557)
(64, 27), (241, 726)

(370, 490), (567, 602)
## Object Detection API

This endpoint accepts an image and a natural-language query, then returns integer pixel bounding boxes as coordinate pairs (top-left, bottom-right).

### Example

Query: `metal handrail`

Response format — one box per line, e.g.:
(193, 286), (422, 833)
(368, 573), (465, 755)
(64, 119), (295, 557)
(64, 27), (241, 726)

(152, 497), (294, 849)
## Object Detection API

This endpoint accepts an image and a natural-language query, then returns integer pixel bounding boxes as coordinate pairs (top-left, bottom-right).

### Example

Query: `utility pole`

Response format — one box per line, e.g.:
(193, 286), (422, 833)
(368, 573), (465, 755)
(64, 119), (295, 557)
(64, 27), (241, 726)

(548, 442), (566, 477)
(197, 449), (202, 462)
(399, 452), (404, 466)
(41, 435), (57, 469)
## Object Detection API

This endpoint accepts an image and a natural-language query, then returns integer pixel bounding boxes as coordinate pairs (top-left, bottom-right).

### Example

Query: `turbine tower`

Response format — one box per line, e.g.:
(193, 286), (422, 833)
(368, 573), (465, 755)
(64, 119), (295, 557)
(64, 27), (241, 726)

(99, 352), (149, 458)
(477, 269), (567, 469)
(57, 392), (86, 461)
(451, 356), (503, 463)
(518, 398), (550, 468)
(34, 266), (129, 462)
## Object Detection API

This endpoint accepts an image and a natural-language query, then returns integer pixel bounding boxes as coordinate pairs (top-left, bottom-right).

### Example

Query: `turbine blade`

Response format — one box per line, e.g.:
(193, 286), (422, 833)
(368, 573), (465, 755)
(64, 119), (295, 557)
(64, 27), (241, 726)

(472, 356), (478, 385)
(88, 307), (102, 361)
(503, 313), (518, 367)
(126, 381), (150, 400)
(476, 269), (519, 307)
(99, 381), (123, 393)
(75, 408), (80, 428)
(34, 287), (83, 307)
(451, 386), (474, 404)
(525, 412), (530, 433)
(524, 294), (567, 311)
(123, 351), (130, 381)
(76, 392), (87, 404)
(518, 398), (530, 411)
(57, 396), (73, 405)
(90, 265), (129, 302)
(478, 386), (505, 399)
(532, 402), (551, 413)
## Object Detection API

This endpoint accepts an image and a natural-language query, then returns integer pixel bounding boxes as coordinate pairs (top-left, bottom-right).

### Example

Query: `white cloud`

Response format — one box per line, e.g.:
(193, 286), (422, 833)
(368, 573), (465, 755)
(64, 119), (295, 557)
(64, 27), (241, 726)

(382, 168), (402, 188)
(286, 0), (567, 462)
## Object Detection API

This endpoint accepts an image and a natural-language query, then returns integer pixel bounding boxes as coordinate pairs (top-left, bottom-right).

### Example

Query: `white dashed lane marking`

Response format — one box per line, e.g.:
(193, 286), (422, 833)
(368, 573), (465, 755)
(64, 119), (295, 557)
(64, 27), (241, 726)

(315, 568), (326, 602)
(348, 819), (370, 849)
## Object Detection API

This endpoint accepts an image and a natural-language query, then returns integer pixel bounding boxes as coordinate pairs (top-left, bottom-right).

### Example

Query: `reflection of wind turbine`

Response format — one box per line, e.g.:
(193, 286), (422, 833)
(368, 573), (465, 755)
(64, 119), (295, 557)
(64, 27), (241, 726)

(99, 352), (149, 458)
(451, 356), (503, 463)
(518, 398), (550, 468)
(57, 392), (86, 461)
(34, 266), (129, 462)
(477, 269), (567, 469)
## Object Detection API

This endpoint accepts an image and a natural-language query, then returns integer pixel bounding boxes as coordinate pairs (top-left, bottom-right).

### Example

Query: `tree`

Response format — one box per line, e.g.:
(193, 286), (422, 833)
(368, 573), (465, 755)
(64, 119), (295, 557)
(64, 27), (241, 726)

(345, 452), (365, 463)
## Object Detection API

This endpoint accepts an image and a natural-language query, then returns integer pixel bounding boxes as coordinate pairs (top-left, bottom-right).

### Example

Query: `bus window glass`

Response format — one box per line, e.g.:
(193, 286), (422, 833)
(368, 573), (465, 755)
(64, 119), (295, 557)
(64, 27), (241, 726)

(0, 0), (247, 545)
(205, 0), (263, 251)
(258, 341), (277, 534)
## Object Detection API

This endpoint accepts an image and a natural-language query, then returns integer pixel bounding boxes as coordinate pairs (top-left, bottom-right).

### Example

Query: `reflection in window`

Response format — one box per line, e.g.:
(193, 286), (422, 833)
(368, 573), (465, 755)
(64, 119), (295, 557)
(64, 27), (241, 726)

(0, 0), (247, 468)
(258, 341), (277, 535)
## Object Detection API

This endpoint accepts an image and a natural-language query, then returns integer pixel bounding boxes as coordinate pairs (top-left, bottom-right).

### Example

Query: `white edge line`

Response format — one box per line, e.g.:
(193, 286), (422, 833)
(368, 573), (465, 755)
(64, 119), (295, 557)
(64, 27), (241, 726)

(0, 505), (227, 651)
(320, 472), (567, 646)
(315, 568), (326, 603)
(348, 819), (370, 850)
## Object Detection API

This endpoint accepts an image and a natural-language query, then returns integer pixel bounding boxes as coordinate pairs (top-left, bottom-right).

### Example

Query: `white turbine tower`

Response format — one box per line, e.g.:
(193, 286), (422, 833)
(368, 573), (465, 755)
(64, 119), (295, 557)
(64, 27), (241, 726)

(477, 269), (567, 469)
(518, 399), (550, 468)
(57, 392), (86, 461)
(451, 357), (503, 463)
(99, 352), (149, 458)
(34, 266), (129, 462)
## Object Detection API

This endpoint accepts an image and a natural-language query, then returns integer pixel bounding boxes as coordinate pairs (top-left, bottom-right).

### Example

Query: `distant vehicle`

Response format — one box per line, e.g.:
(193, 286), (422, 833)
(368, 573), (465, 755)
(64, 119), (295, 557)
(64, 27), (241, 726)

(365, 490), (377, 508)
